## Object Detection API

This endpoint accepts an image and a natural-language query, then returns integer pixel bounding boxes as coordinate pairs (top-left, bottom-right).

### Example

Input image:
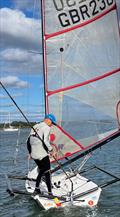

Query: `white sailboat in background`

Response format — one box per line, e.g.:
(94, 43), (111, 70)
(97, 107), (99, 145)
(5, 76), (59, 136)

(5, 0), (120, 211)
(3, 113), (18, 132)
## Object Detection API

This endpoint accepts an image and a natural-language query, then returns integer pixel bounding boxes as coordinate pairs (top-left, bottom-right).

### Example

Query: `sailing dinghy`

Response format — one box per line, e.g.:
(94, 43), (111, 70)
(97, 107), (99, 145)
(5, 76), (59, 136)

(5, 0), (120, 211)
(25, 0), (120, 210)
(3, 113), (18, 132)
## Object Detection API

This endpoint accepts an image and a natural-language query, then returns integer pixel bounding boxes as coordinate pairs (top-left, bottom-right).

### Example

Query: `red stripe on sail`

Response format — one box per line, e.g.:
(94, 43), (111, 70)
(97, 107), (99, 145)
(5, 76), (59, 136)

(56, 125), (85, 150)
(45, 4), (116, 40)
(47, 68), (120, 96)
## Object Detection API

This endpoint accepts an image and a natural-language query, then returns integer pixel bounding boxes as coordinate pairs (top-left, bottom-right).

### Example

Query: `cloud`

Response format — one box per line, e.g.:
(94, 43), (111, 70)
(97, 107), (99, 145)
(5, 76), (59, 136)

(0, 76), (29, 88)
(0, 4), (119, 76)
(0, 8), (43, 75)
(1, 48), (42, 64)
(13, 0), (35, 9)
(0, 103), (14, 107)
(0, 48), (42, 74)
(1, 48), (31, 62)
(0, 93), (23, 99)
(0, 8), (41, 51)
(13, 0), (40, 13)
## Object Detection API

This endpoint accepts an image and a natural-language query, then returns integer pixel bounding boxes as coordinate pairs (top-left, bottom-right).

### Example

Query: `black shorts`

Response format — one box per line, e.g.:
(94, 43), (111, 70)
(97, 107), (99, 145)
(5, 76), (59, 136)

(34, 156), (50, 172)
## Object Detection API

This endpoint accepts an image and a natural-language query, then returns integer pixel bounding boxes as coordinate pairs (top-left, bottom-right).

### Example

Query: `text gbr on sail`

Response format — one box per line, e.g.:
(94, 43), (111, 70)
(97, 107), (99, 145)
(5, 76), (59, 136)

(53, 0), (114, 27)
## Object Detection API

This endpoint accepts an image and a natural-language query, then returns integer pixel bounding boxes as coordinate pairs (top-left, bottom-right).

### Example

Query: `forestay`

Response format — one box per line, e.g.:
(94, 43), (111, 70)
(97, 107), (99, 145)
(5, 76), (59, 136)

(41, 0), (120, 161)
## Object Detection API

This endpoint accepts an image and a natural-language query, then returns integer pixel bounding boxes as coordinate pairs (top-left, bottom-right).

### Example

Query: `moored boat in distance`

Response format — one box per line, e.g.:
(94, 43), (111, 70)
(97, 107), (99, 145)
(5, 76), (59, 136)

(3, 113), (18, 132)
(3, 126), (18, 132)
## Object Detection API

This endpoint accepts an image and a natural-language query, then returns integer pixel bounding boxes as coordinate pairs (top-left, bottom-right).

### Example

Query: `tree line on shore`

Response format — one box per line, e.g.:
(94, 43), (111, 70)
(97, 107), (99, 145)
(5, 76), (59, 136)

(0, 121), (36, 129)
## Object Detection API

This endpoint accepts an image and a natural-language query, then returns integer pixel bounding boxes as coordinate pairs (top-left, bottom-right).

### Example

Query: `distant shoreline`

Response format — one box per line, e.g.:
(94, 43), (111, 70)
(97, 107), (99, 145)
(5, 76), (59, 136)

(0, 119), (116, 129)
(0, 121), (36, 129)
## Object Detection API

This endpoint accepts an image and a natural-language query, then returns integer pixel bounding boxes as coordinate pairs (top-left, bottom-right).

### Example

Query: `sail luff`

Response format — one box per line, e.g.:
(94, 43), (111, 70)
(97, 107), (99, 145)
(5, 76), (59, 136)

(115, 0), (120, 36)
(41, 0), (49, 114)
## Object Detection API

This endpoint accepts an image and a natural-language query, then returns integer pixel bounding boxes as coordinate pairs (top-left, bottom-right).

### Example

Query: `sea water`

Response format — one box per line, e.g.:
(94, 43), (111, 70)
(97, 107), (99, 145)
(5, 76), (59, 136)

(0, 128), (120, 217)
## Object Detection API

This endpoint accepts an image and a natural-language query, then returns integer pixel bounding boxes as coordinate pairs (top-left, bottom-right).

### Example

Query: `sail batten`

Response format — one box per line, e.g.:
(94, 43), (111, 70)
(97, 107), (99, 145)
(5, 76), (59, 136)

(45, 0), (116, 36)
(45, 3), (116, 39)
(48, 68), (120, 96)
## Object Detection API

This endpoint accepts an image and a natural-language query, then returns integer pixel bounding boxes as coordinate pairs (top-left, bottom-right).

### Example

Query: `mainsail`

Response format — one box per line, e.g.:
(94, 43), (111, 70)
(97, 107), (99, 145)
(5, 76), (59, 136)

(41, 0), (120, 161)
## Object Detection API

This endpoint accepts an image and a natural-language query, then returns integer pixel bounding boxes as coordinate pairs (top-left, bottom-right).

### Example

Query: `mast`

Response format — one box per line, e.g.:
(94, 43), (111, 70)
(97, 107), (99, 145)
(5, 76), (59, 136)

(40, 0), (47, 115)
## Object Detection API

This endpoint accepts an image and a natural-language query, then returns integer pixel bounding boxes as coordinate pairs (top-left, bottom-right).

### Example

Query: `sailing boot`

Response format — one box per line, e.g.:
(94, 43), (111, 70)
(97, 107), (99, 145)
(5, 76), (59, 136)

(34, 187), (41, 195)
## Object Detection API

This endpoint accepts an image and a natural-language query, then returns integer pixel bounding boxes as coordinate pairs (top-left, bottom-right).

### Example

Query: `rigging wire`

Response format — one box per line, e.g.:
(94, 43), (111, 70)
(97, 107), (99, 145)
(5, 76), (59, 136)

(75, 153), (92, 173)
(0, 81), (32, 127)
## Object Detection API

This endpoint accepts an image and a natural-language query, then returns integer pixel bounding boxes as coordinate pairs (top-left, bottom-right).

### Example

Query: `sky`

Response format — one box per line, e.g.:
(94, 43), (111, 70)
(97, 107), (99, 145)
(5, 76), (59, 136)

(0, 0), (44, 123)
(0, 0), (120, 123)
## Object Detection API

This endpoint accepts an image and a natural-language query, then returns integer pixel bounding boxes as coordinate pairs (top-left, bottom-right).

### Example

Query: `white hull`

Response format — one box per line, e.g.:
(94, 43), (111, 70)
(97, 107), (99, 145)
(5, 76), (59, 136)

(26, 167), (102, 210)
(3, 128), (18, 132)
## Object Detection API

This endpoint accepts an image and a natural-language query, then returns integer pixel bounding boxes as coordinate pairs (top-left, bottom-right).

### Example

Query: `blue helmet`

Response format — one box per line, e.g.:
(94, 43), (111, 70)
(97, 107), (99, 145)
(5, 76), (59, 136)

(45, 113), (57, 124)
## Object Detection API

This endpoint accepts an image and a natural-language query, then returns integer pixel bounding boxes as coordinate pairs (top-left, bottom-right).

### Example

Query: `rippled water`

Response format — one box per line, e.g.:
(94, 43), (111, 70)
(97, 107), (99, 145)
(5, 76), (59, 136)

(0, 128), (120, 217)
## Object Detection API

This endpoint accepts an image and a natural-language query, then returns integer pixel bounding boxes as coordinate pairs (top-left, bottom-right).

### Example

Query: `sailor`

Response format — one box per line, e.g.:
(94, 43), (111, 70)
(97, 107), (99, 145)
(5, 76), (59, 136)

(27, 113), (56, 195)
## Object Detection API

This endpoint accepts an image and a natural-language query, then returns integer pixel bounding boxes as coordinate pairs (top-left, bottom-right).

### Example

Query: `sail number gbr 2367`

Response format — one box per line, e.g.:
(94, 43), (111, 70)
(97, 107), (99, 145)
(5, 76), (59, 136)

(53, 0), (114, 28)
